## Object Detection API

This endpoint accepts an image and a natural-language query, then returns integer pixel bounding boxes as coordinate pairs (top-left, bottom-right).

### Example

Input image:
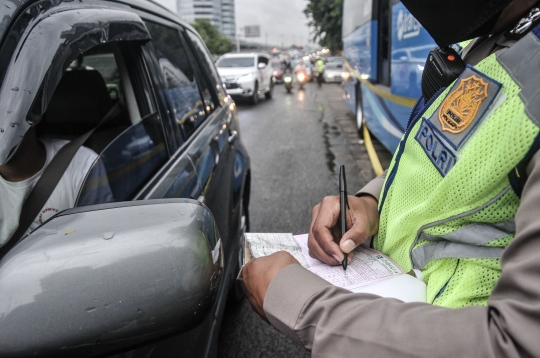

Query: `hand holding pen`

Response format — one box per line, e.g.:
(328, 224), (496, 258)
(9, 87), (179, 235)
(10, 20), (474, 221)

(307, 171), (380, 267)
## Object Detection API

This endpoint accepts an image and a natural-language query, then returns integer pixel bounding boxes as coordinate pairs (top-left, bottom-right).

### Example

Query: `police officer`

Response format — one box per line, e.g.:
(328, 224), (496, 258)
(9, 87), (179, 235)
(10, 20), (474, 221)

(315, 57), (325, 86)
(242, 0), (540, 356)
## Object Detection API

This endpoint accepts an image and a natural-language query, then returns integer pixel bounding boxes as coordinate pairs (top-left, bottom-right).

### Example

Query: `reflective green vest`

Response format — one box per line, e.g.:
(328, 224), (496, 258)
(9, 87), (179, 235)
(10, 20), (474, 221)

(375, 31), (540, 308)
(316, 60), (325, 73)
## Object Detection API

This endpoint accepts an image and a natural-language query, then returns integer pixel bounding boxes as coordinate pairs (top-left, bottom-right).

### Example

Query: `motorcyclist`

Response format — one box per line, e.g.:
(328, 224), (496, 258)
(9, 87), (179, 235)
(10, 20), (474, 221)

(294, 60), (308, 84)
(283, 59), (292, 72)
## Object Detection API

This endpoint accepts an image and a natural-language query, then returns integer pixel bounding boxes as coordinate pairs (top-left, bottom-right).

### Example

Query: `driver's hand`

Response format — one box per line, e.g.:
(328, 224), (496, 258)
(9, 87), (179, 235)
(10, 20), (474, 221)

(308, 195), (379, 265)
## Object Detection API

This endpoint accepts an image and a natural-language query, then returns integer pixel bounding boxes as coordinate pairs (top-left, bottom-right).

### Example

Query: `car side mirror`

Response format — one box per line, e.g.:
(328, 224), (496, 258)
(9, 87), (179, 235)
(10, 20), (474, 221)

(0, 199), (223, 357)
(257, 62), (266, 69)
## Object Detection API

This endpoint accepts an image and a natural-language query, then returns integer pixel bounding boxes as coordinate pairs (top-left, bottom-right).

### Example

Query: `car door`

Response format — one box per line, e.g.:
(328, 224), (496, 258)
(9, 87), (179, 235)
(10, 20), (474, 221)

(262, 55), (273, 88)
(125, 19), (205, 206)
(132, 15), (247, 264)
(117, 18), (244, 357)
(256, 54), (268, 91)
(69, 12), (230, 358)
(182, 27), (239, 256)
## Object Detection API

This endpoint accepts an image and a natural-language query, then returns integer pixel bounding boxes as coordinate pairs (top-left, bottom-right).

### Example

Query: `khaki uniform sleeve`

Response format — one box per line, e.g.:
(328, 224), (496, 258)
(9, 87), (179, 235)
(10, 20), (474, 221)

(263, 153), (540, 357)
(355, 170), (387, 201)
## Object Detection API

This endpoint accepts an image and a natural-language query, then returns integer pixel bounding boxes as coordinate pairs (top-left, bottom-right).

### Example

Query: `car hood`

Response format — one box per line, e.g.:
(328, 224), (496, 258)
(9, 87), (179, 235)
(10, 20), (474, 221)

(217, 67), (254, 79)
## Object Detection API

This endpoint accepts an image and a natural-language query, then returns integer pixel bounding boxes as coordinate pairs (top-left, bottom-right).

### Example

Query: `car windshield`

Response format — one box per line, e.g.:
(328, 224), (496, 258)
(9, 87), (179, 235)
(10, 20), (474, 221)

(327, 57), (343, 64)
(326, 63), (342, 70)
(217, 57), (255, 67)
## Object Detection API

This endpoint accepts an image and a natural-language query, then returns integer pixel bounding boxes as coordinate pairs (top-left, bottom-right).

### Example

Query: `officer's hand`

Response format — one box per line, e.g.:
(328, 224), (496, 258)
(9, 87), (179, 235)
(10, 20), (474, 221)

(242, 251), (299, 323)
(308, 195), (379, 265)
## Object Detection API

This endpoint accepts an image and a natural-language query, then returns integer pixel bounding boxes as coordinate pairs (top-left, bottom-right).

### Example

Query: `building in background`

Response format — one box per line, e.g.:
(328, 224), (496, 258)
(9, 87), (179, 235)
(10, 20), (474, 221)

(220, 0), (235, 40)
(177, 0), (236, 41)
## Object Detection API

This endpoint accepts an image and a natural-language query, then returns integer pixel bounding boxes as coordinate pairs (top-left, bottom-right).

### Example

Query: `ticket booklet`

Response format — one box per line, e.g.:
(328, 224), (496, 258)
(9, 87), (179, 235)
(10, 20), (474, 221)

(242, 233), (426, 303)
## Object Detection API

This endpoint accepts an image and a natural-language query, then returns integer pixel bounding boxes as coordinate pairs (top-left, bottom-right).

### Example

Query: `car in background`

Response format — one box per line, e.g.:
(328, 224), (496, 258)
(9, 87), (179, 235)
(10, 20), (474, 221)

(324, 62), (345, 83)
(0, 0), (250, 357)
(216, 53), (274, 104)
(326, 56), (344, 64)
(270, 59), (284, 83)
(391, 45), (434, 98)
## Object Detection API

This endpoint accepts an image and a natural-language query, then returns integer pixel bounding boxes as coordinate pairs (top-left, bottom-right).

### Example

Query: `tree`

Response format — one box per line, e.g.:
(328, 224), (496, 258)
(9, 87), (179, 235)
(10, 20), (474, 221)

(304, 0), (343, 54)
(191, 19), (233, 56)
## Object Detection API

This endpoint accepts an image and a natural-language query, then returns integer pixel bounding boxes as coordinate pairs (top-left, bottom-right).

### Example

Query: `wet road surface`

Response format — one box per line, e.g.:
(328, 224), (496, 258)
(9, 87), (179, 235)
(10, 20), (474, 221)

(217, 81), (391, 357)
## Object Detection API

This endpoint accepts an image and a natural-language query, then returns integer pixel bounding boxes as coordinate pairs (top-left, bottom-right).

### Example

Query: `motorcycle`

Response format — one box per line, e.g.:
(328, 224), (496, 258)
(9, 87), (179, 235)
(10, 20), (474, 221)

(296, 71), (308, 90)
(283, 71), (293, 93)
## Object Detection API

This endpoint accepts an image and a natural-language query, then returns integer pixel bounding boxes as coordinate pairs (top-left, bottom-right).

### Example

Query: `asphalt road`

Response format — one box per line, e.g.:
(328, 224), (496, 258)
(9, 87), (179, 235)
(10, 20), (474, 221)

(217, 81), (391, 357)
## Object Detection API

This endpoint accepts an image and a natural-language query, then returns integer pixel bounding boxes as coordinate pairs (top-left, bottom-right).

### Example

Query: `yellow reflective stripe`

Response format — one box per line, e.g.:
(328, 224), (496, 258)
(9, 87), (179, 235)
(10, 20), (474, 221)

(362, 119), (384, 176)
(343, 58), (417, 108)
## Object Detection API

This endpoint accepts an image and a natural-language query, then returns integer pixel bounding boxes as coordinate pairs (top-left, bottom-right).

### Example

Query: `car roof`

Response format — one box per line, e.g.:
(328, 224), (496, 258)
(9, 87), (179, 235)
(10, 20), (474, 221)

(0, 0), (198, 49)
(113, 0), (193, 28)
(219, 53), (265, 58)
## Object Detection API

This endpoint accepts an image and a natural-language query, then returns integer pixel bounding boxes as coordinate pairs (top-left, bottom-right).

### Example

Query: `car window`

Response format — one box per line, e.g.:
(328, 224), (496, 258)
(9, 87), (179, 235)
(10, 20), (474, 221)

(144, 21), (207, 140)
(78, 113), (167, 205)
(185, 30), (228, 104)
(180, 30), (217, 121)
(75, 44), (168, 206)
(216, 57), (255, 67)
(258, 56), (269, 66)
(77, 52), (121, 99)
(42, 45), (126, 140)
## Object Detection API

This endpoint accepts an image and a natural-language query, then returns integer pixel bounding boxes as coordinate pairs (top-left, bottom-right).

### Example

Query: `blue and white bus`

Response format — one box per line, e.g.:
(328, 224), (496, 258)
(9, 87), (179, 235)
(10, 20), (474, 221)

(342, 0), (436, 152)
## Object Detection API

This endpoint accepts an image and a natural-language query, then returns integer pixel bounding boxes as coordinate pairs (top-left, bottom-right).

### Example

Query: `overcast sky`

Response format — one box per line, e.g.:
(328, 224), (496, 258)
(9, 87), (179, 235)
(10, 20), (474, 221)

(154, 0), (314, 47)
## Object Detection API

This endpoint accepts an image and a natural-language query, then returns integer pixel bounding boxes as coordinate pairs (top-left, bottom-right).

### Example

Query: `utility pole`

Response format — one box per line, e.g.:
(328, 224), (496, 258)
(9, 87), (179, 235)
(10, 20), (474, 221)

(280, 34), (283, 49)
(265, 33), (268, 49)
(236, 26), (243, 53)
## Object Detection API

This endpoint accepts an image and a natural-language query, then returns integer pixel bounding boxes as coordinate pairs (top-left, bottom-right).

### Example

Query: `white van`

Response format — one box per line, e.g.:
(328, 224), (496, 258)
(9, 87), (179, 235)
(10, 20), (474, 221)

(216, 53), (274, 104)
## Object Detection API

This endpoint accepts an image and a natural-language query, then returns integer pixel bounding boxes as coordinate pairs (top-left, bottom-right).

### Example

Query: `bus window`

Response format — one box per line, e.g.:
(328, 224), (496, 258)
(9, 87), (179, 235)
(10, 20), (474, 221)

(377, 0), (392, 86)
(342, 0), (436, 152)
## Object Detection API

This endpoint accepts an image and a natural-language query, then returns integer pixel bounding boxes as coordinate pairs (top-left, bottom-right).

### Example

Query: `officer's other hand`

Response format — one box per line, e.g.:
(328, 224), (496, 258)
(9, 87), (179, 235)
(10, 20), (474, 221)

(242, 251), (299, 323)
(308, 195), (379, 265)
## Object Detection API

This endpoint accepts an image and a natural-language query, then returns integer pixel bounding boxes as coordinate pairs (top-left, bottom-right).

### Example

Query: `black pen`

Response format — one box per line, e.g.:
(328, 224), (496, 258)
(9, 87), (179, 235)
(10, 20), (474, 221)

(339, 165), (348, 271)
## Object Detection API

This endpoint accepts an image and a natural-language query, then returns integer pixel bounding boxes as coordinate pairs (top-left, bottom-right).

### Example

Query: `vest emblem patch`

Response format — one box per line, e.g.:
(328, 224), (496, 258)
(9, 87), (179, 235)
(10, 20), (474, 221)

(438, 75), (488, 134)
(426, 65), (503, 151)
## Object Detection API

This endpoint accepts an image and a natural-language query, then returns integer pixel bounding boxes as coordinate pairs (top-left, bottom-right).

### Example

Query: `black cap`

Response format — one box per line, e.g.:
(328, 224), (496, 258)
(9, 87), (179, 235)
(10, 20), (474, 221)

(400, 0), (512, 47)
